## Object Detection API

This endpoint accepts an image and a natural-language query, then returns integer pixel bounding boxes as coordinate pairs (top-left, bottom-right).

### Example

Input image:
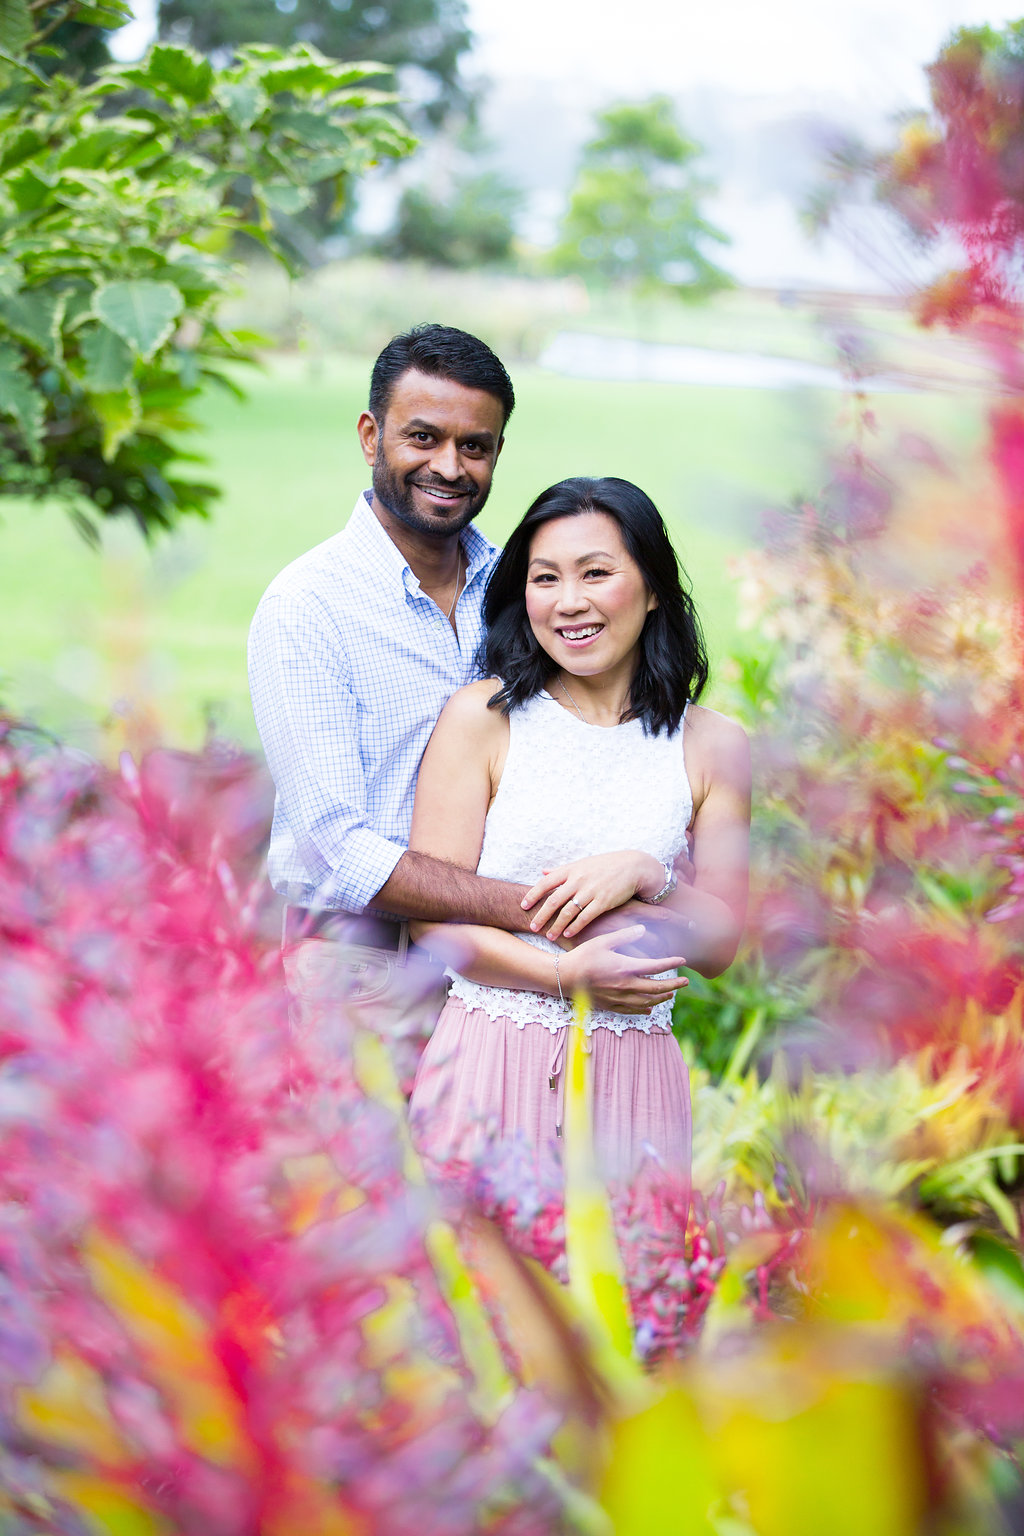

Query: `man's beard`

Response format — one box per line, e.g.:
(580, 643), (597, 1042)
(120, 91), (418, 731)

(373, 440), (489, 539)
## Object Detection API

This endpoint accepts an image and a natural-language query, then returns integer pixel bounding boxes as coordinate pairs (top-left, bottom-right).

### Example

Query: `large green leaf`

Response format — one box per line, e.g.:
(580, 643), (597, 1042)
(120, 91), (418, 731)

(118, 44), (214, 106)
(0, 0), (31, 59)
(258, 182), (312, 216)
(7, 163), (52, 213)
(0, 126), (42, 177)
(0, 290), (64, 361)
(72, 0), (133, 26)
(93, 280), (183, 362)
(58, 125), (147, 172)
(213, 78), (266, 131)
(0, 341), (43, 460)
(80, 323), (134, 392)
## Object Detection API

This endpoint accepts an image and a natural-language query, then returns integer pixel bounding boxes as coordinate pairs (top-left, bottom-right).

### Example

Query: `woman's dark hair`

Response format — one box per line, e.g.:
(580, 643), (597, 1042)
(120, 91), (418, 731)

(482, 477), (708, 734)
(368, 323), (515, 427)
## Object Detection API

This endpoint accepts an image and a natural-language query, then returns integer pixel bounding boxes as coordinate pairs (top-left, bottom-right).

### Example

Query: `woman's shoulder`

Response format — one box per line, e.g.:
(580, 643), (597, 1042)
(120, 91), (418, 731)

(684, 702), (748, 747)
(682, 704), (751, 797)
(436, 677), (508, 735)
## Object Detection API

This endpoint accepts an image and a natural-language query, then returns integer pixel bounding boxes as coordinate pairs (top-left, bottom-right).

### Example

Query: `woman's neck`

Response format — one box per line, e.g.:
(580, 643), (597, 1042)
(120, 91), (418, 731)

(551, 660), (637, 727)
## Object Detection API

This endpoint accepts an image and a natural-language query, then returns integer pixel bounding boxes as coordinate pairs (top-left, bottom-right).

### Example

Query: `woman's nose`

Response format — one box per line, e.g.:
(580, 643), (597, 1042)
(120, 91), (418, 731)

(556, 582), (589, 613)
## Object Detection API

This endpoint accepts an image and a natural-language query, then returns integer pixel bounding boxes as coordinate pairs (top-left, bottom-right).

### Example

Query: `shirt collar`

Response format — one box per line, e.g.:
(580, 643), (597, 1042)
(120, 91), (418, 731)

(347, 488), (498, 595)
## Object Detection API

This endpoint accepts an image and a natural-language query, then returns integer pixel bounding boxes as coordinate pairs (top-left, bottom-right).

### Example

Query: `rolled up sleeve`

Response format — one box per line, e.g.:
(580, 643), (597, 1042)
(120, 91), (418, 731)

(248, 590), (404, 912)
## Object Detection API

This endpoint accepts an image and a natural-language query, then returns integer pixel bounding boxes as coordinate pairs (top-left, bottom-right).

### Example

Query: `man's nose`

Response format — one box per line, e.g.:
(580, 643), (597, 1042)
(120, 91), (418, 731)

(427, 438), (462, 480)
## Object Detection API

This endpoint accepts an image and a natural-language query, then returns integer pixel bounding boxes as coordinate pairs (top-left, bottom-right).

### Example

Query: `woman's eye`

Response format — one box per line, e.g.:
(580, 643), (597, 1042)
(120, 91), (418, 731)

(585, 567), (610, 579)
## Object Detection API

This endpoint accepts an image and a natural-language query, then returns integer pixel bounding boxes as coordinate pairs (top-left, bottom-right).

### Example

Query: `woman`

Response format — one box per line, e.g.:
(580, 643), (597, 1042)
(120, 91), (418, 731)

(407, 477), (750, 1186)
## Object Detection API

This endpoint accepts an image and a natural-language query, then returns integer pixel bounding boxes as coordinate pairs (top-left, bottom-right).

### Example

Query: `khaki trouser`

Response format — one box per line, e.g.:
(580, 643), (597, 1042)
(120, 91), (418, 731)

(282, 916), (448, 1094)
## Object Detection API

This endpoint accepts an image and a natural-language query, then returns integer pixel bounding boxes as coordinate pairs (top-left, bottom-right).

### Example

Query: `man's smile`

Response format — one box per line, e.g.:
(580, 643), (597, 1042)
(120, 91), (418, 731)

(410, 479), (475, 506)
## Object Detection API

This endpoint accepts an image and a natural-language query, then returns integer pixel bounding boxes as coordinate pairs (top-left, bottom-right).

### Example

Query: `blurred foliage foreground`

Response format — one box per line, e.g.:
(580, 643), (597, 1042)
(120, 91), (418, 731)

(4, 395), (1024, 1529)
(9, 23), (1024, 1536)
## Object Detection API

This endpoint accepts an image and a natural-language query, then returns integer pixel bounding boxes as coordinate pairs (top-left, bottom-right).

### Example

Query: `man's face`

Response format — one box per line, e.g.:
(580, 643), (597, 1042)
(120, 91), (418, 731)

(357, 369), (505, 541)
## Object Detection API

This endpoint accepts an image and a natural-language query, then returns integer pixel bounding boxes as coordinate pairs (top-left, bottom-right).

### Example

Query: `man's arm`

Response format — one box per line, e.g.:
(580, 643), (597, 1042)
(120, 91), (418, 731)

(249, 594), (531, 923)
(371, 850), (530, 929)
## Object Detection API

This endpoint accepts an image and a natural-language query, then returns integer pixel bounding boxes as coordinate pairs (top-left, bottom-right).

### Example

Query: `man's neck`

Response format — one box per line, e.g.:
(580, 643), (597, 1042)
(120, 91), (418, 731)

(370, 495), (463, 587)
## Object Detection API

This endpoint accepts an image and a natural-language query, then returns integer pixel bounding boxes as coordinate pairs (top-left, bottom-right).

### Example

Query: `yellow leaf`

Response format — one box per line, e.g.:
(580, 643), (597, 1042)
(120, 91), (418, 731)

(82, 1231), (257, 1473)
(706, 1346), (926, 1536)
(91, 387), (140, 461)
(600, 1382), (719, 1536)
(563, 995), (638, 1391)
(48, 1473), (171, 1536)
(18, 1354), (130, 1467)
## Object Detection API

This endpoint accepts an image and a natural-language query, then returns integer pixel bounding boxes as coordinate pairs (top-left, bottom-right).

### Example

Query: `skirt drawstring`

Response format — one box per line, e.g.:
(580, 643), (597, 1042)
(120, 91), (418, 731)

(548, 1026), (591, 1137)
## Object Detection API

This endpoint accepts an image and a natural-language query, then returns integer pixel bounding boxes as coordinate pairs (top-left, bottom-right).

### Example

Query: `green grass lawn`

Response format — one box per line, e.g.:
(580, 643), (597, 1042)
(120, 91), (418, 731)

(0, 346), (990, 753)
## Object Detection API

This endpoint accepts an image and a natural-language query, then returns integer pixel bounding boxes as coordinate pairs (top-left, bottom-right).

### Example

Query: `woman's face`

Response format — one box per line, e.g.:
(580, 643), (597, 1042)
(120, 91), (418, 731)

(524, 511), (656, 680)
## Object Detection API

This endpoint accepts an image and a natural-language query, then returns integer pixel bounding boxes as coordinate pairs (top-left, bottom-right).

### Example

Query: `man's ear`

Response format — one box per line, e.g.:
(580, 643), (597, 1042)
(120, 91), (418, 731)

(357, 410), (379, 468)
(494, 434), (505, 463)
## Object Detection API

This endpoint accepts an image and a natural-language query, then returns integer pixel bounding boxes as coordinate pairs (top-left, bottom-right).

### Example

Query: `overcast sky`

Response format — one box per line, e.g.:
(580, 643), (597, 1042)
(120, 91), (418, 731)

(464, 0), (1023, 112)
(114, 2), (1024, 287)
(118, 0), (1024, 107)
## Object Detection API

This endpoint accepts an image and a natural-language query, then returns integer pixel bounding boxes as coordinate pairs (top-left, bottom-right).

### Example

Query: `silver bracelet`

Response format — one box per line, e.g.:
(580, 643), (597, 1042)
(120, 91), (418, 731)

(641, 861), (678, 905)
(553, 952), (568, 1008)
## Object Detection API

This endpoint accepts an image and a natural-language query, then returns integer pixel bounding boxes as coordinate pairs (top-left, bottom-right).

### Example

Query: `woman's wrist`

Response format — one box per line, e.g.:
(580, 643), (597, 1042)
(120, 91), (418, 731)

(635, 854), (669, 901)
(555, 948), (584, 1004)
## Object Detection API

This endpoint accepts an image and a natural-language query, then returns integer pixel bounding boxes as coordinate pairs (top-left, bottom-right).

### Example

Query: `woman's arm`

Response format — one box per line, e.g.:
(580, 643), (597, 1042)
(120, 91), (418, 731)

(653, 706), (750, 977)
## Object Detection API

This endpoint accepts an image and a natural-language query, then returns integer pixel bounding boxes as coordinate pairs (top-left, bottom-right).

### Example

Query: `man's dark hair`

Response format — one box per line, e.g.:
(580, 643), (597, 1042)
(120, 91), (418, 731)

(483, 476), (709, 735)
(368, 323), (515, 427)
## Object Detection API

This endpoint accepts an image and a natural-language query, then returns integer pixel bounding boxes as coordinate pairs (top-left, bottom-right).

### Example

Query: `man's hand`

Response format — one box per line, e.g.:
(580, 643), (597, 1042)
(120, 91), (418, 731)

(674, 834), (695, 889)
(578, 900), (694, 961)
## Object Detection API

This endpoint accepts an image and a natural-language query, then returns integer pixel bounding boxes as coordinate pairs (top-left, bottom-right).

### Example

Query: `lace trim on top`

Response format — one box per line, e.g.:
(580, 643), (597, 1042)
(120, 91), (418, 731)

(447, 973), (674, 1036)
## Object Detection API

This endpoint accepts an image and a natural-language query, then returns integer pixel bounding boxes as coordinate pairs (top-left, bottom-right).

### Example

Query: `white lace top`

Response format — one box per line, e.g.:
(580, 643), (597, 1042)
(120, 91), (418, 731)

(447, 690), (693, 1035)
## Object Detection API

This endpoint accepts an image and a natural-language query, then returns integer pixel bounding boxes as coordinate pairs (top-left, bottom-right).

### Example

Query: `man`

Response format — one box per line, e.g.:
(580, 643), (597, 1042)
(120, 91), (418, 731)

(249, 323), (686, 1038)
(249, 324), (538, 1032)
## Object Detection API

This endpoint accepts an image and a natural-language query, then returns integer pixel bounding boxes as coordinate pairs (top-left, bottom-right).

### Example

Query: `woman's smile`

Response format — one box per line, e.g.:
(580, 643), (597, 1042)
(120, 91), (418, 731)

(554, 622), (605, 647)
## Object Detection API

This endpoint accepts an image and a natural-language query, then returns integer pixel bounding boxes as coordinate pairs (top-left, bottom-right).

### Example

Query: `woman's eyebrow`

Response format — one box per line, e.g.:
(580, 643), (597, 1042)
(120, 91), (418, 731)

(527, 549), (616, 570)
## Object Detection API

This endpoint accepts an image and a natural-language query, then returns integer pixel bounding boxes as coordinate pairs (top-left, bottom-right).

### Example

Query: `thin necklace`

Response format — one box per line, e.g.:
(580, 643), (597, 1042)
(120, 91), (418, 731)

(445, 545), (463, 622)
(557, 675), (589, 724)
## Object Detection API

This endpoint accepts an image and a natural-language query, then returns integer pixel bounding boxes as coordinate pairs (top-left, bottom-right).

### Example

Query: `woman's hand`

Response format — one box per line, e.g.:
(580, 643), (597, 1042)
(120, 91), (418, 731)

(522, 851), (666, 940)
(557, 925), (687, 1014)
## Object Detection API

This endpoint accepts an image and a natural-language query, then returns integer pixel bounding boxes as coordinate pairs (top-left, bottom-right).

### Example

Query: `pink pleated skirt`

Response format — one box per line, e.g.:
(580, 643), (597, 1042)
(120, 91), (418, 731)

(409, 996), (692, 1188)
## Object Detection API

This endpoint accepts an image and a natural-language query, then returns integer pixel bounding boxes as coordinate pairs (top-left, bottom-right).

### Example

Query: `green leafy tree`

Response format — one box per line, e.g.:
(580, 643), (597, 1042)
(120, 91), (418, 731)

(554, 96), (731, 299)
(158, 0), (473, 127)
(380, 169), (521, 267)
(0, 2), (413, 540)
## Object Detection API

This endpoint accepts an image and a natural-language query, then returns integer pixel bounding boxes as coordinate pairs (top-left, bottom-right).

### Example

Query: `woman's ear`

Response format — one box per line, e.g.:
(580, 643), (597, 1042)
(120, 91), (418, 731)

(646, 590), (659, 613)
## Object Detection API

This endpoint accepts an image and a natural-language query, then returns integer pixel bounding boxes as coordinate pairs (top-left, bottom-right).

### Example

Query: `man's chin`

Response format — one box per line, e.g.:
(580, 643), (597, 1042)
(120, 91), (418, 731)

(379, 492), (483, 539)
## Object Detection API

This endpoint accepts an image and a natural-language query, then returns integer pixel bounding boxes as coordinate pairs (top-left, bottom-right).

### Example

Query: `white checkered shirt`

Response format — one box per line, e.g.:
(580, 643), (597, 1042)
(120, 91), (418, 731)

(248, 490), (500, 913)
